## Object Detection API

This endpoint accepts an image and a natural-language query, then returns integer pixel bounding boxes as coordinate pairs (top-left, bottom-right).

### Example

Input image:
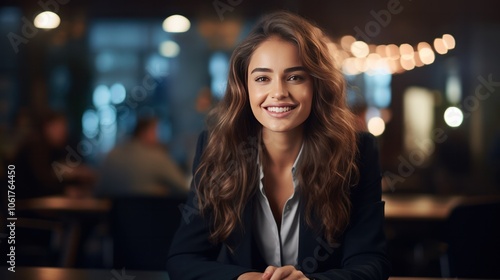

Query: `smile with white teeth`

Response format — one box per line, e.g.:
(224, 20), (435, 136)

(266, 106), (293, 113)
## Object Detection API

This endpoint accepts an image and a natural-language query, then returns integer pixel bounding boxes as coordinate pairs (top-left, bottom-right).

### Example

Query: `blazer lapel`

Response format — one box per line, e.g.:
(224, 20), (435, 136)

(297, 202), (342, 273)
(298, 203), (318, 266)
(225, 194), (267, 270)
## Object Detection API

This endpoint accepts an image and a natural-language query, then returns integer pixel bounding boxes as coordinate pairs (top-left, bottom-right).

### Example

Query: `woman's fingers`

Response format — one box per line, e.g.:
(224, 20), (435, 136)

(269, 265), (306, 280)
(262, 266), (277, 280)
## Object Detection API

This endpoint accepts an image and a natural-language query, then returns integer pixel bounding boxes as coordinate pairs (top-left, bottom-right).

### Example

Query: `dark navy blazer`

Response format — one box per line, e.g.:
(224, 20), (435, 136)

(167, 131), (391, 280)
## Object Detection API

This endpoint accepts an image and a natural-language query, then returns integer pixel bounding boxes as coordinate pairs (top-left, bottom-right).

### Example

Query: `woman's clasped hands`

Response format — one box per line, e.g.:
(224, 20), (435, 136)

(238, 265), (309, 280)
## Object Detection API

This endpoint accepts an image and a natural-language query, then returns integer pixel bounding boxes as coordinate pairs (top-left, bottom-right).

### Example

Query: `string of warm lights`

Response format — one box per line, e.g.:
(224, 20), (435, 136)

(328, 34), (456, 76)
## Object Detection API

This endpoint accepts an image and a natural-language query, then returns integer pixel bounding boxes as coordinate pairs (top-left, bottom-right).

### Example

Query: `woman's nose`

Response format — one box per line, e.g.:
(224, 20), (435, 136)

(271, 81), (288, 99)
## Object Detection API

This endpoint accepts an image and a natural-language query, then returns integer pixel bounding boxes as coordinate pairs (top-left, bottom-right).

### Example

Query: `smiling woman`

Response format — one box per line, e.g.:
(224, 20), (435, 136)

(167, 11), (391, 280)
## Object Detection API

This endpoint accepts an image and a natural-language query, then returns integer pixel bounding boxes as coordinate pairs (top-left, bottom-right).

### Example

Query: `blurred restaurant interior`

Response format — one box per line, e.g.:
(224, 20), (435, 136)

(1, 0), (500, 278)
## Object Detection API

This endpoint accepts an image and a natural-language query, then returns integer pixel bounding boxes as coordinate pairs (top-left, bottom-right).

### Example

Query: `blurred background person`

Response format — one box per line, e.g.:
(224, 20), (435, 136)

(9, 109), (96, 199)
(94, 117), (188, 198)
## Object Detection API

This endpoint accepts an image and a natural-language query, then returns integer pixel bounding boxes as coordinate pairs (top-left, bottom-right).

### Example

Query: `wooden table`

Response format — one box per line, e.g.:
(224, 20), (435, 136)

(17, 196), (111, 213)
(0, 267), (484, 280)
(16, 196), (111, 267)
(383, 194), (464, 220)
(383, 194), (500, 220)
(0, 266), (167, 280)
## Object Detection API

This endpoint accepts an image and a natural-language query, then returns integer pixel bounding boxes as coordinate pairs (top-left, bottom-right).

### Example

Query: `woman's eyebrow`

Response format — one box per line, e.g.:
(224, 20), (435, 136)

(250, 67), (272, 74)
(284, 66), (306, 73)
(250, 66), (305, 74)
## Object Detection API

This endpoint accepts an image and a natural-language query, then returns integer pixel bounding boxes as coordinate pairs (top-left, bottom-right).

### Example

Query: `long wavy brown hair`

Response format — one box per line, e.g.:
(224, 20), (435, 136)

(195, 11), (359, 246)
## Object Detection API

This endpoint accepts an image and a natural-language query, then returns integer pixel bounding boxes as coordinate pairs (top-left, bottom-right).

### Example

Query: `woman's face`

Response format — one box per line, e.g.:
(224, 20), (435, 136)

(247, 36), (313, 136)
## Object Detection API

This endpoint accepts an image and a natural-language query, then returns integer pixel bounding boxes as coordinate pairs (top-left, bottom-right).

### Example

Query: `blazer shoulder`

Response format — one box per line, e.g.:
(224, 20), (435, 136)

(356, 131), (378, 153)
(354, 131), (381, 188)
(192, 130), (209, 174)
(196, 130), (209, 149)
(356, 131), (377, 148)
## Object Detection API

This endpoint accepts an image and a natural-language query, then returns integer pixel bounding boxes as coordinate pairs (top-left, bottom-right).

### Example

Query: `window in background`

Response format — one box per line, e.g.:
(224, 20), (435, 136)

(87, 20), (174, 156)
(209, 51), (229, 99)
(403, 86), (435, 159)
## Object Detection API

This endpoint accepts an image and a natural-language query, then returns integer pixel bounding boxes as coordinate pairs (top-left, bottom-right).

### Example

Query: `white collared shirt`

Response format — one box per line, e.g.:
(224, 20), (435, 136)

(254, 145), (303, 267)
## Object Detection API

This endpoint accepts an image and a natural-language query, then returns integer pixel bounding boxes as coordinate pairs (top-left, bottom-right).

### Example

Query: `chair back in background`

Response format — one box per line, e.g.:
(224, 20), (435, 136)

(444, 201), (500, 279)
(110, 196), (186, 270)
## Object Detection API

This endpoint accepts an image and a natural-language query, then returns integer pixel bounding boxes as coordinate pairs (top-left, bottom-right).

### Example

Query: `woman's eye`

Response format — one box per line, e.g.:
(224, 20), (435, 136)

(288, 75), (303, 81)
(255, 76), (268, 82)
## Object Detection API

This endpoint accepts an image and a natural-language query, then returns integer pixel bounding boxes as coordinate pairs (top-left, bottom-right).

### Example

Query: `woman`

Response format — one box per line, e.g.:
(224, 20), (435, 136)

(167, 11), (390, 280)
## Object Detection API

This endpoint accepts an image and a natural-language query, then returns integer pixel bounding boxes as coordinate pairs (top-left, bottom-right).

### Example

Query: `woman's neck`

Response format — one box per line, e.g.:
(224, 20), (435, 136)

(261, 128), (303, 170)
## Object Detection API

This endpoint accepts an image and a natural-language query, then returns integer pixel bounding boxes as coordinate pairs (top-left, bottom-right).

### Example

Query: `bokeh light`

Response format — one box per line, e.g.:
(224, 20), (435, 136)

(442, 34), (456, 50)
(93, 85), (111, 108)
(34, 11), (60, 29)
(110, 83), (126, 104)
(351, 41), (369, 58)
(162, 15), (190, 33)
(82, 109), (99, 138)
(399, 43), (414, 60)
(159, 40), (180, 58)
(434, 38), (448, 54)
(340, 35), (356, 51)
(367, 117), (386, 136)
(419, 47), (435, 65)
(444, 106), (464, 127)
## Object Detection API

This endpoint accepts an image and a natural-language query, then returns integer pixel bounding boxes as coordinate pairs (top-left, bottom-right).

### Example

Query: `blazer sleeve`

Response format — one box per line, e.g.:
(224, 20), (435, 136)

(307, 132), (391, 280)
(166, 131), (256, 280)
